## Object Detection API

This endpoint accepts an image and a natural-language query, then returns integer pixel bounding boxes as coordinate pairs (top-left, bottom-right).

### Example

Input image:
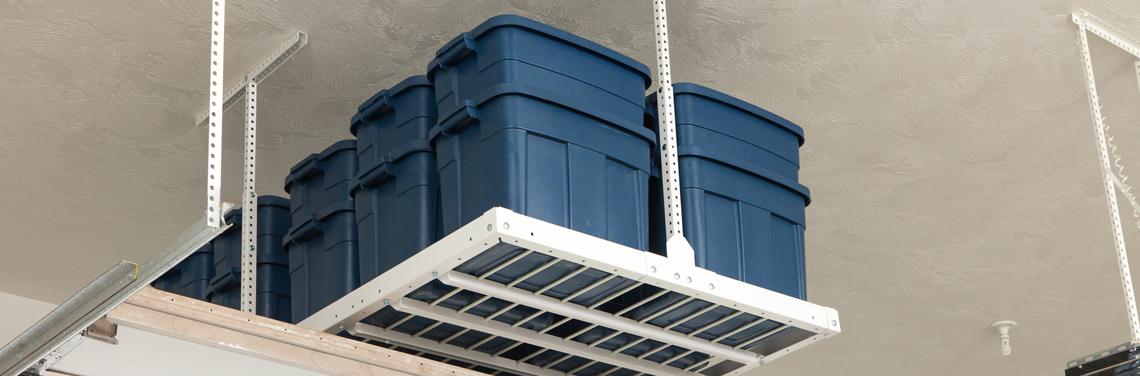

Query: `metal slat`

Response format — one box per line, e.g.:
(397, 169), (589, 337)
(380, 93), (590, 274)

(711, 318), (770, 344)
(481, 250), (534, 279)
(734, 326), (788, 350)
(636, 343), (671, 360)
(563, 274), (619, 302)
(664, 303), (718, 331)
(466, 333), (498, 350)
(414, 321), (444, 337)
(506, 257), (561, 288)
(639, 296), (695, 324)
(431, 288), (464, 306)
(567, 359), (598, 375)
(535, 266), (588, 295)
(688, 311), (745, 337)
(486, 303), (519, 321)
(565, 324), (599, 341)
(439, 272), (758, 364)
(613, 338), (648, 354)
(539, 317), (573, 334)
(512, 310), (547, 328)
(385, 314), (416, 330)
(458, 296), (493, 314)
(493, 342), (523, 357)
(518, 348), (549, 364)
(614, 290), (669, 317)
(541, 354), (574, 369)
(441, 328), (470, 344)
(589, 330), (625, 347)
(661, 349), (696, 366)
(589, 282), (642, 310)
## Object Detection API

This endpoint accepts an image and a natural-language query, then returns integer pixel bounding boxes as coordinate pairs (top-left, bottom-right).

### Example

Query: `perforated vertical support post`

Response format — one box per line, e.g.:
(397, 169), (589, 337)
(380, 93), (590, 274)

(206, 0), (226, 228)
(652, 0), (695, 265)
(240, 79), (258, 314)
(1076, 24), (1140, 345)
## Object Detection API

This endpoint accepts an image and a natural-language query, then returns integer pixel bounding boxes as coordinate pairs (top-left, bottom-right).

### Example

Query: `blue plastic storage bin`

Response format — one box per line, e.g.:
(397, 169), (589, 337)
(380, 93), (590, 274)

(648, 83), (811, 299)
(350, 76), (440, 282)
(284, 140), (360, 321)
(428, 14), (655, 251)
(153, 244), (214, 300)
(206, 196), (292, 322)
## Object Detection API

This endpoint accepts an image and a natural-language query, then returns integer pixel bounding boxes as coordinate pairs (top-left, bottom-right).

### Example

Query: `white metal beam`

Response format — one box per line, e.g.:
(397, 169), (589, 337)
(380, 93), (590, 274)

(1073, 10), (1140, 59)
(240, 79), (258, 313)
(194, 32), (308, 127)
(205, 0), (226, 228)
(651, 0), (697, 266)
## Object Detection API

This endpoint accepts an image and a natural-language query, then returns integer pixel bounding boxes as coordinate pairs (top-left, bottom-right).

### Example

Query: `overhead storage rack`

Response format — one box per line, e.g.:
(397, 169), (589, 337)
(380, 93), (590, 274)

(0, 1), (841, 375)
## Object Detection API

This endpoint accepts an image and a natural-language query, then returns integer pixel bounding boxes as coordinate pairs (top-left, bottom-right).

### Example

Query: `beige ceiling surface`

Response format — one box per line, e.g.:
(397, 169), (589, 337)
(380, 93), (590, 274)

(4, 0), (1140, 374)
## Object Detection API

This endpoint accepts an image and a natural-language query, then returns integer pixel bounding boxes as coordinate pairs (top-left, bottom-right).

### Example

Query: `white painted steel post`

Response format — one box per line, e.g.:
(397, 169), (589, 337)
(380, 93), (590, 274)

(206, 0), (226, 228)
(652, 0), (696, 265)
(240, 79), (258, 313)
(1076, 23), (1140, 345)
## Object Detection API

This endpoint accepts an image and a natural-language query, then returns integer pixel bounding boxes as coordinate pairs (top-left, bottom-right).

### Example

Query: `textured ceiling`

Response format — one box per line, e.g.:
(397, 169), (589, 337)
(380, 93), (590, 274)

(4, 0), (1140, 375)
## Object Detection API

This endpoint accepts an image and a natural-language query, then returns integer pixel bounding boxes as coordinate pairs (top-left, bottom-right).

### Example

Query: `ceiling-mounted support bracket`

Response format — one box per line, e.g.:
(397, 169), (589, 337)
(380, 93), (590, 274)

(199, 29), (308, 229)
(1073, 10), (1140, 345)
(652, 0), (696, 266)
(240, 79), (258, 313)
(196, 0), (306, 308)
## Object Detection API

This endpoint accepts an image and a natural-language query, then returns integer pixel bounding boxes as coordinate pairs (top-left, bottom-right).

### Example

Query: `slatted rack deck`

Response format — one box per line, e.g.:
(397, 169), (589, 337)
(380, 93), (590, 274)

(300, 208), (841, 376)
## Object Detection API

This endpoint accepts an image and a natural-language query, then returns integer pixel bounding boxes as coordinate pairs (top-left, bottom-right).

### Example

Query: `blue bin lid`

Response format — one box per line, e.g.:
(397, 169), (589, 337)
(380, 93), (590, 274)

(222, 195), (291, 222)
(284, 140), (356, 193)
(357, 76), (431, 114)
(650, 83), (805, 145)
(351, 76), (434, 135)
(428, 14), (652, 87)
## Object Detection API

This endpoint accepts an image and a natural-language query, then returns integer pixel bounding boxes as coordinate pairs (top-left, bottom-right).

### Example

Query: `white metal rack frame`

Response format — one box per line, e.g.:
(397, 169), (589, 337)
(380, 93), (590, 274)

(299, 208), (841, 376)
(1072, 10), (1140, 345)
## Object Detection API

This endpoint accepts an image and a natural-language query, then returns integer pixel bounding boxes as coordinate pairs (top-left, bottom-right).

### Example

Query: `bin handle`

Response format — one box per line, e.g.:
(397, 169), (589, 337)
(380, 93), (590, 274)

(437, 32), (477, 68)
(436, 100), (479, 136)
(357, 161), (395, 188)
(357, 139), (432, 189)
(207, 268), (239, 296)
(287, 215), (323, 243)
(360, 91), (393, 120)
(291, 156), (322, 182)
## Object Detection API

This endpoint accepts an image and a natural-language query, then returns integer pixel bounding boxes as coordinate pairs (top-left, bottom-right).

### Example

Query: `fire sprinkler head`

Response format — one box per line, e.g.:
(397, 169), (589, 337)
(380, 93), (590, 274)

(991, 320), (1018, 356)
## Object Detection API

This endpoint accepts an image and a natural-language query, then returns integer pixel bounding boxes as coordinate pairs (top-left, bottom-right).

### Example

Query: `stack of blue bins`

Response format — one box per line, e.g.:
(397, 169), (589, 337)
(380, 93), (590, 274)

(428, 15), (656, 251)
(279, 14), (813, 327)
(207, 196), (293, 322)
(152, 243), (214, 300)
(648, 83), (811, 299)
(153, 196), (293, 322)
(283, 140), (360, 321)
(350, 76), (440, 282)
